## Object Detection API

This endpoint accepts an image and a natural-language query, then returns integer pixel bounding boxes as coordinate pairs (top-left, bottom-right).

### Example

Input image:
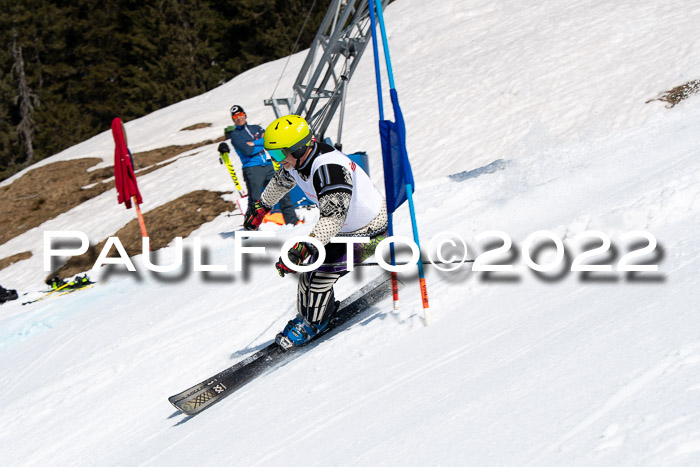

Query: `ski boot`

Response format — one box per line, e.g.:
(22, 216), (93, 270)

(72, 274), (91, 288)
(275, 315), (328, 350)
(47, 276), (65, 290)
(275, 300), (340, 350)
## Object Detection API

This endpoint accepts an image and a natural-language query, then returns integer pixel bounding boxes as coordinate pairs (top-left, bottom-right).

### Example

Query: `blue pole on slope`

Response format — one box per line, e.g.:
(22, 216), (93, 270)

(369, 0), (430, 320)
(368, 0), (400, 308)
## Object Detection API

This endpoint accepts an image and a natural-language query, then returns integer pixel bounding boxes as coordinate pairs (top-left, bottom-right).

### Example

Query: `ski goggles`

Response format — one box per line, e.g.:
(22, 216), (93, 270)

(267, 135), (314, 162)
(231, 112), (246, 119)
(267, 148), (290, 162)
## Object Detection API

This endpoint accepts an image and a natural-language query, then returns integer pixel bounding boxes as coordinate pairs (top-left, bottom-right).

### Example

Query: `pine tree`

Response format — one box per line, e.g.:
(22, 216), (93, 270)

(10, 28), (40, 165)
(0, 0), (332, 181)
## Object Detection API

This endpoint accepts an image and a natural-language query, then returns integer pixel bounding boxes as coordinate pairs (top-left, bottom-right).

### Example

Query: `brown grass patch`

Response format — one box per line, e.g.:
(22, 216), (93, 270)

(0, 137), (226, 248)
(0, 158), (106, 246)
(133, 138), (224, 168)
(0, 251), (32, 272)
(646, 80), (700, 108)
(86, 136), (225, 184)
(50, 190), (234, 280)
(181, 122), (213, 131)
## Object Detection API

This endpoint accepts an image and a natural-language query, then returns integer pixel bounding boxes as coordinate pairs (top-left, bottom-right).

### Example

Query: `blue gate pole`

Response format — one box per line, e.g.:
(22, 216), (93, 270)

(374, 0), (431, 322)
(368, 0), (400, 309)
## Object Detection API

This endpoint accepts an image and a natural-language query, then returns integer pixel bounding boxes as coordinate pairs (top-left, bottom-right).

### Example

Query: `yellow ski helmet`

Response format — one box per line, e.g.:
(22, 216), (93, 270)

(264, 115), (313, 162)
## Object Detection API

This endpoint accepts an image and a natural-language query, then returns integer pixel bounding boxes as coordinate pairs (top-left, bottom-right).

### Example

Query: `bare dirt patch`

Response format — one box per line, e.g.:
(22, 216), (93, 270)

(86, 136), (225, 184)
(0, 251), (32, 272)
(0, 137), (226, 248)
(0, 158), (105, 246)
(181, 122), (213, 131)
(646, 79), (700, 108)
(50, 190), (235, 280)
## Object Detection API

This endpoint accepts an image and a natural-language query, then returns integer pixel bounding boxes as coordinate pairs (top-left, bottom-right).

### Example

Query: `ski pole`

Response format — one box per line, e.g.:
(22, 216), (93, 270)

(324, 259), (474, 268)
(22, 280), (72, 305)
(58, 284), (95, 297)
(220, 152), (245, 197)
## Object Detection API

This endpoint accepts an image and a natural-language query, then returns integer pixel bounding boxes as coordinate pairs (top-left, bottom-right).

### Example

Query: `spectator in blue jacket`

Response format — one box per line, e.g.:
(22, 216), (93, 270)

(228, 105), (299, 225)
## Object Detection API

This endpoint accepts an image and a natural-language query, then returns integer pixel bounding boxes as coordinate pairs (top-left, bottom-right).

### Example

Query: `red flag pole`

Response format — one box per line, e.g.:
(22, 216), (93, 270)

(133, 197), (149, 248)
(112, 117), (148, 248)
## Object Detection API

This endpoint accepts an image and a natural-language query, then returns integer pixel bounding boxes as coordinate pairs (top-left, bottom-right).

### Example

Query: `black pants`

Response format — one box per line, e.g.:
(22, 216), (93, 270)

(243, 165), (299, 225)
(297, 270), (346, 323)
(297, 236), (385, 324)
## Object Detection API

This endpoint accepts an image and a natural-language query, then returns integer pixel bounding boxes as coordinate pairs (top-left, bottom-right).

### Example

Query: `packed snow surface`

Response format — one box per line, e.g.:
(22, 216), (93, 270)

(1, 0), (699, 465)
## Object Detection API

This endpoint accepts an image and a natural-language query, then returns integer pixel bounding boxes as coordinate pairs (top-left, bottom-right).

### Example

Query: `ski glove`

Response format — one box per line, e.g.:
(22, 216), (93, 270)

(276, 242), (316, 277)
(217, 142), (230, 154)
(243, 200), (270, 231)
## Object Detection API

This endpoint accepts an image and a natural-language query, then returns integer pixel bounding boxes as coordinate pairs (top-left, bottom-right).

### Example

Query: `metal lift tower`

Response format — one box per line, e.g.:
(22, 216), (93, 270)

(264, 0), (389, 149)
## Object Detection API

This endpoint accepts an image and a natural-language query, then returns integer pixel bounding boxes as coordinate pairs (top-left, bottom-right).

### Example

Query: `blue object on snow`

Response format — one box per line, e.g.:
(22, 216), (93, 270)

(276, 314), (330, 349)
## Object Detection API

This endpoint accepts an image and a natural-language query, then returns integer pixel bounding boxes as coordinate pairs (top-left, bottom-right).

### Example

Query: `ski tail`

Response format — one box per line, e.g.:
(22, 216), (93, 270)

(167, 346), (276, 406)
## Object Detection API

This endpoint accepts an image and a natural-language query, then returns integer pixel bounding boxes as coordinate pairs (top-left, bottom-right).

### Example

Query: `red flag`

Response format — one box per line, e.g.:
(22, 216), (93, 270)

(112, 117), (142, 209)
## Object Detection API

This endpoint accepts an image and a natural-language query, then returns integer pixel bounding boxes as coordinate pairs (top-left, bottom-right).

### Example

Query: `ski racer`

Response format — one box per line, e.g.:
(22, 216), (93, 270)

(243, 115), (388, 349)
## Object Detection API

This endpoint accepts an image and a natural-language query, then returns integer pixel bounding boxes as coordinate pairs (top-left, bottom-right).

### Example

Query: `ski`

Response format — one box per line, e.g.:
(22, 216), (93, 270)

(57, 284), (95, 296)
(21, 281), (95, 305)
(169, 276), (396, 416)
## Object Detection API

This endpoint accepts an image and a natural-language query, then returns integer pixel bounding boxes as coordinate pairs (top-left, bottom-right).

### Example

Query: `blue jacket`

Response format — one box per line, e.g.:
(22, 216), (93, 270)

(229, 124), (271, 168)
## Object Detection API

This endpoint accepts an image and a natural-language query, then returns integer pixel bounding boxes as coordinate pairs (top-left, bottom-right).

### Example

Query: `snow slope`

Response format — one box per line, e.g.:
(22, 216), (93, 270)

(1, 0), (700, 465)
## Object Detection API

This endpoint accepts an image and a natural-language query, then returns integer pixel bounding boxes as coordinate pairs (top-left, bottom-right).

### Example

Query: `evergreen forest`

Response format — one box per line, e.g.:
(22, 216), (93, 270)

(0, 0), (331, 180)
